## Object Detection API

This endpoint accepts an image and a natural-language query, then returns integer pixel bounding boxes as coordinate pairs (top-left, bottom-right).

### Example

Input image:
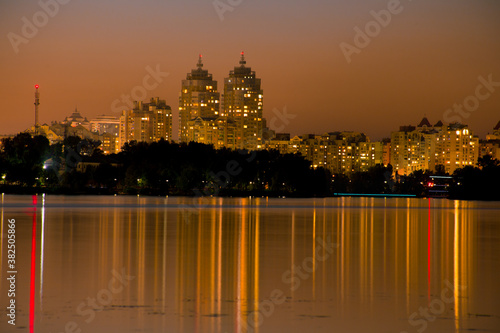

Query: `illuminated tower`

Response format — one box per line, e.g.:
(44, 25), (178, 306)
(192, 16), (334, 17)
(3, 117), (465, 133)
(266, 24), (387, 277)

(179, 55), (220, 143)
(224, 52), (263, 150)
(34, 84), (40, 135)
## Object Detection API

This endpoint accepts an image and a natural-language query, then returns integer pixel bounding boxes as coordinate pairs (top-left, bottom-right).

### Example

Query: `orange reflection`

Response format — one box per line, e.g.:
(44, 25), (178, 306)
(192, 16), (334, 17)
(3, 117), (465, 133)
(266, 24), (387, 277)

(2, 196), (479, 332)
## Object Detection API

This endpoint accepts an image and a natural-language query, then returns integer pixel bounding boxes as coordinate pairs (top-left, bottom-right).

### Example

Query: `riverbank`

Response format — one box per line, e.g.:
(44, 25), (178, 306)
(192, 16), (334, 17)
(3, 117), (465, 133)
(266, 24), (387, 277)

(2, 185), (500, 201)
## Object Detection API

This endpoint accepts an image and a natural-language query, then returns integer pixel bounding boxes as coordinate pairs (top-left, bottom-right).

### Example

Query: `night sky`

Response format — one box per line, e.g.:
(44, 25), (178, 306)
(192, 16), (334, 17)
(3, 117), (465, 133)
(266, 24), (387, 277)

(1, 0), (499, 140)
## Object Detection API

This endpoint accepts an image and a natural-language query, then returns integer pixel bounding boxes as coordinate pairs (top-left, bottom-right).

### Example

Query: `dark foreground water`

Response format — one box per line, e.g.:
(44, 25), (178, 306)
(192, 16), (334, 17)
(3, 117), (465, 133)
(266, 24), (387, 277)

(0, 195), (499, 333)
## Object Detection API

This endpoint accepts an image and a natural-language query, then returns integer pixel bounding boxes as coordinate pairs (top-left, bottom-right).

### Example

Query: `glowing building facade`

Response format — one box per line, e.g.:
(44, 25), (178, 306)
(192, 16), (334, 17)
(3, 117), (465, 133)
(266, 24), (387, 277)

(179, 55), (220, 143)
(435, 123), (479, 174)
(223, 52), (264, 150)
(391, 118), (478, 175)
(119, 97), (172, 149)
(186, 116), (237, 149)
(266, 132), (383, 174)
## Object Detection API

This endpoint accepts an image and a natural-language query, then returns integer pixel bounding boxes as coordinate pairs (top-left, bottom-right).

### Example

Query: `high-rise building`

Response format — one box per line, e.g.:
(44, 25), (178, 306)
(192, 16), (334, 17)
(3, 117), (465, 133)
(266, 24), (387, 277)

(267, 133), (291, 155)
(325, 132), (382, 173)
(223, 52), (264, 150)
(390, 118), (478, 175)
(435, 123), (478, 174)
(119, 97), (172, 149)
(479, 140), (500, 162)
(382, 138), (391, 167)
(99, 133), (120, 155)
(90, 115), (120, 136)
(481, 121), (500, 162)
(88, 115), (120, 155)
(359, 141), (384, 171)
(486, 120), (500, 141)
(265, 131), (382, 174)
(186, 116), (237, 149)
(179, 55), (220, 143)
(390, 124), (438, 176)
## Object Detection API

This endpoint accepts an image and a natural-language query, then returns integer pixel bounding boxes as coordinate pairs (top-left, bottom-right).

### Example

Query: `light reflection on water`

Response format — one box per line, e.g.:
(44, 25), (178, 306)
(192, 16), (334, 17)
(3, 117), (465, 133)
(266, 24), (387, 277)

(0, 195), (499, 333)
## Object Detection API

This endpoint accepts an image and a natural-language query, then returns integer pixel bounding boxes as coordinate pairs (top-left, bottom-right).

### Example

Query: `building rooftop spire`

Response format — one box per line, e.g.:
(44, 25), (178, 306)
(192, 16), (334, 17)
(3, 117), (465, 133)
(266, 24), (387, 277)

(418, 117), (431, 127)
(239, 51), (246, 67)
(197, 54), (203, 68)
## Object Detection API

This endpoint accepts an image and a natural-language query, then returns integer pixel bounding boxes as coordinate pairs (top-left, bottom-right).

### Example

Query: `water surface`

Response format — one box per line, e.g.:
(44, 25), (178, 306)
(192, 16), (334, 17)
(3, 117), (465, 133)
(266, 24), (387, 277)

(1, 195), (499, 333)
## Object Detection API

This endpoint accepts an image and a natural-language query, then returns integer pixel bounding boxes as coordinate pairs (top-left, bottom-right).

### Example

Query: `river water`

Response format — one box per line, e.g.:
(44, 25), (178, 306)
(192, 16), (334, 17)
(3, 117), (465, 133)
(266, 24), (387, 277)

(0, 195), (499, 333)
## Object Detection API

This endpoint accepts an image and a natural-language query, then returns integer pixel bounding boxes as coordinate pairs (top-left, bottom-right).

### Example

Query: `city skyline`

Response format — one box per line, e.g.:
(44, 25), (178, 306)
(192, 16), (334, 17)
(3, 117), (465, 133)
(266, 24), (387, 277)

(20, 95), (499, 177)
(13, 78), (500, 143)
(1, 0), (500, 141)
(2, 2), (500, 333)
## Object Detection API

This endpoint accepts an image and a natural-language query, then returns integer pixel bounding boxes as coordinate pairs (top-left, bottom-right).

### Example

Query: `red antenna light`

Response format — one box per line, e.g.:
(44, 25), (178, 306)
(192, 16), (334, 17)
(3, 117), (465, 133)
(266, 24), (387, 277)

(35, 84), (39, 89)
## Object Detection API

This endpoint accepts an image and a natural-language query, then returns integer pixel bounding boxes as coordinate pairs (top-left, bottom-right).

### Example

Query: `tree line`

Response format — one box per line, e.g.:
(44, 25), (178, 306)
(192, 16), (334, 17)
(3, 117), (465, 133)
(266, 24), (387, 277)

(0, 133), (499, 200)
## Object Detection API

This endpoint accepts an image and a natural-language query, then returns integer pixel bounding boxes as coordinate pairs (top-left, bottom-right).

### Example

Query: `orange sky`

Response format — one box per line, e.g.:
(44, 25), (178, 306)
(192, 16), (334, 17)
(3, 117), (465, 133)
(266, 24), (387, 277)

(1, 0), (499, 140)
